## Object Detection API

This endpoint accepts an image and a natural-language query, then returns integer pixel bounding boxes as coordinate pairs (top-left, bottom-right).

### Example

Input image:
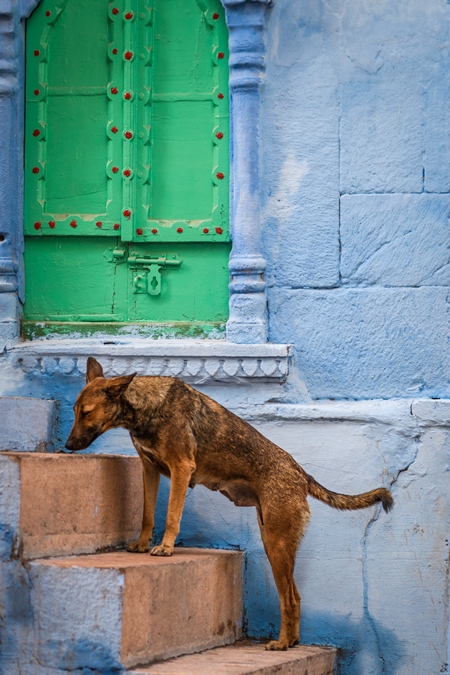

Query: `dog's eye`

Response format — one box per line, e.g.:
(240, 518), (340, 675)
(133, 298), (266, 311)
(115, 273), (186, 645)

(81, 404), (95, 415)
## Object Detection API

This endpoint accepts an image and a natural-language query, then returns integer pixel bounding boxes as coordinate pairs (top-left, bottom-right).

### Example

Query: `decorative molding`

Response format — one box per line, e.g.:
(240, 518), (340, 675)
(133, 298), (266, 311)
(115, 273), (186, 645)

(0, 4), (19, 95)
(222, 0), (272, 343)
(0, 258), (18, 293)
(0, 2), (23, 338)
(9, 339), (291, 383)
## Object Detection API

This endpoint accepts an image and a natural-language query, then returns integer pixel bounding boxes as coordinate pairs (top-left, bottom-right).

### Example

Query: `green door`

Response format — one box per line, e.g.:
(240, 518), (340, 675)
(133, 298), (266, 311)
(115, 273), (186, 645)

(24, 0), (230, 338)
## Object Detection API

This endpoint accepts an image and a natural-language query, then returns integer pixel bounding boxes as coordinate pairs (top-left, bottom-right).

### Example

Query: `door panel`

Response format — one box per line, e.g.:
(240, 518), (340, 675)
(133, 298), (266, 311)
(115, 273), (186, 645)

(45, 95), (109, 215)
(150, 101), (214, 221)
(24, 0), (229, 333)
(24, 237), (128, 321)
(128, 243), (230, 322)
(25, 0), (122, 233)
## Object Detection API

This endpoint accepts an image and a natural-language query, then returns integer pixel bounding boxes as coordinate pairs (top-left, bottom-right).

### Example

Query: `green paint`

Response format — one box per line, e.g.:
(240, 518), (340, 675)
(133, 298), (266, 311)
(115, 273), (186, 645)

(24, 238), (230, 322)
(21, 321), (225, 341)
(24, 0), (229, 334)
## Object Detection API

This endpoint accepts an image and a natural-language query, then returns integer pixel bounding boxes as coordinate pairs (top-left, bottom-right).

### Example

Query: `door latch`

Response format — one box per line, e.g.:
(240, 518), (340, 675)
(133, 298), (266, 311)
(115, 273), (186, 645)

(127, 254), (182, 296)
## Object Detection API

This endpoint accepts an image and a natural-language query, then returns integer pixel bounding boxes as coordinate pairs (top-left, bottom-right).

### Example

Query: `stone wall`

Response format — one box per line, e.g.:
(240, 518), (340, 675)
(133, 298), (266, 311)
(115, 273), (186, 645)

(262, 0), (450, 400)
(0, 1), (449, 673)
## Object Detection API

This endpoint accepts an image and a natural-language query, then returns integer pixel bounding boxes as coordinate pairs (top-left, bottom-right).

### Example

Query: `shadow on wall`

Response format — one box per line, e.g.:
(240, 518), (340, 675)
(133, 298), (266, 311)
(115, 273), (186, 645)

(301, 611), (405, 675)
(244, 548), (406, 675)
(43, 638), (122, 674)
(0, 559), (122, 674)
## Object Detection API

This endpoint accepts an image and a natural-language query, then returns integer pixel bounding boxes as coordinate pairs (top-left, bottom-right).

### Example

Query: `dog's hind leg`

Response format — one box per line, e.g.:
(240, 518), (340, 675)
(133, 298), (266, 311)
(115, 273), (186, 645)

(128, 454), (160, 553)
(258, 506), (310, 650)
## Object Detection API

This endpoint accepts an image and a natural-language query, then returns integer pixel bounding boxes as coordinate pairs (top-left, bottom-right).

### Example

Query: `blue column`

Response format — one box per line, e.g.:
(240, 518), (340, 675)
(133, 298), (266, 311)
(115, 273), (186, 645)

(0, 1), (40, 345)
(223, 0), (271, 344)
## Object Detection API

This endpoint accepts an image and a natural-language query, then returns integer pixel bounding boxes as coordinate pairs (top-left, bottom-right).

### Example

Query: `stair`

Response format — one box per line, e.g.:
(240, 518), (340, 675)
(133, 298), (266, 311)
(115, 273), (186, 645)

(0, 450), (336, 674)
(0, 451), (143, 559)
(128, 642), (336, 675)
(29, 549), (243, 671)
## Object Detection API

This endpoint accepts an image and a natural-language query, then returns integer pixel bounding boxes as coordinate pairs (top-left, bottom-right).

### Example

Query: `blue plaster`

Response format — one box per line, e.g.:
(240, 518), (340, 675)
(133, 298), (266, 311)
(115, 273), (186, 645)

(341, 194), (450, 287)
(261, 0), (450, 399)
(44, 638), (123, 674)
(269, 286), (449, 399)
(0, 0), (450, 673)
(0, 560), (33, 673)
(0, 524), (17, 559)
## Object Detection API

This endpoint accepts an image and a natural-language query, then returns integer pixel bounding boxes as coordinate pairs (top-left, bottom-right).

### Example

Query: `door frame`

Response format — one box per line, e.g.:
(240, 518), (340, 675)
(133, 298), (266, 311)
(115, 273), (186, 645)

(0, 0), (272, 346)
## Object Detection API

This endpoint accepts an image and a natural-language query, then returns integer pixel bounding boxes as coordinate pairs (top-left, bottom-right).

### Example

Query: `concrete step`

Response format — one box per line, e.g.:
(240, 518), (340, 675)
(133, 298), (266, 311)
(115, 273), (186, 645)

(128, 641), (336, 675)
(0, 396), (56, 452)
(0, 451), (143, 559)
(29, 549), (243, 671)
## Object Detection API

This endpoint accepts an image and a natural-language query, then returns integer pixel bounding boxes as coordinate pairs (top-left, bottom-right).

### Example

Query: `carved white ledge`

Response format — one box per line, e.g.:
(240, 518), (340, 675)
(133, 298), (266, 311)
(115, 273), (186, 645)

(8, 339), (291, 383)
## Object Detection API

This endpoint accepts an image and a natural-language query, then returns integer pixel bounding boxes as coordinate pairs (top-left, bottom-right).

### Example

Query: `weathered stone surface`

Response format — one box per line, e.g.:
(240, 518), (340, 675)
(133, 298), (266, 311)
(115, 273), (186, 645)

(129, 641), (336, 675)
(29, 549), (243, 670)
(423, 59), (450, 193)
(0, 320), (18, 341)
(0, 293), (18, 321)
(339, 70), (423, 194)
(0, 455), (20, 558)
(0, 396), (56, 452)
(269, 287), (448, 399)
(0, 452), (143, 559)
(262, 48), (340, 289)
(341, 194), (450, 286)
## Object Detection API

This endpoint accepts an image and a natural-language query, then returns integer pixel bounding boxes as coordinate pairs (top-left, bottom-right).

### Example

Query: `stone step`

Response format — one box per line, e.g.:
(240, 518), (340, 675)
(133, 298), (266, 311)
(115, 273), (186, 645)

(128, 642), (336, 675)
(0, 396), (56, 452)
(0, 451), (143, 559)
(29, 549), (243, 671)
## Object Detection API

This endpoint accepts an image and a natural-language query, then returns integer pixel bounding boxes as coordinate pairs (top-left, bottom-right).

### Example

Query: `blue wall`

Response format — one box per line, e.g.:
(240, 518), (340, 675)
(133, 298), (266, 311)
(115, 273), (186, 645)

(261, 0), (450, 400)
(0, 1), (449, 674)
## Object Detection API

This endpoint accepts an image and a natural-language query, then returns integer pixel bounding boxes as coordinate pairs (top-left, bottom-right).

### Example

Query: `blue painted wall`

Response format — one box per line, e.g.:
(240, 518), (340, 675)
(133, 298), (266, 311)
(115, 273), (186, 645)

(0, 1), (449, 674)
(262, 0), (450, 400)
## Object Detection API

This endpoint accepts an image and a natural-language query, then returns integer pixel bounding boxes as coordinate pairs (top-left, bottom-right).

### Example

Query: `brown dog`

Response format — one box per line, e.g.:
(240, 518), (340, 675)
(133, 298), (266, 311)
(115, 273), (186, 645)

(66, 357), (393, 651)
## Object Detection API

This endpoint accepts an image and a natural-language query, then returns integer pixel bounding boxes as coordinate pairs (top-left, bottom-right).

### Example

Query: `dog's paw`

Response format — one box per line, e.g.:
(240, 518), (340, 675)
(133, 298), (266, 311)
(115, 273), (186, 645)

(127, 540), (150, 553)
(265, 640), (289, 651)
(150, 544), (174, 557)
(289, 637), (300, 648)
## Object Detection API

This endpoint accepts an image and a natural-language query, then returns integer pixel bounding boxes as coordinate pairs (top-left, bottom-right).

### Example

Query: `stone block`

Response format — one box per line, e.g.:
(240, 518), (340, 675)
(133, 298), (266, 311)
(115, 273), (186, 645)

(0, 396), (56, 452)
(0, 453), (143, 559)
(0, 293), (18, 322)
(340, 72), (423, 194)
(268, 287), (448, 399)
(341, 194), (450, 286)
(29, 549), (243, 670)
(424, 60), (450, 192)
(129, 641), (335, 675)
(262, 44), (339, 289)
(0, 320), (18, 341)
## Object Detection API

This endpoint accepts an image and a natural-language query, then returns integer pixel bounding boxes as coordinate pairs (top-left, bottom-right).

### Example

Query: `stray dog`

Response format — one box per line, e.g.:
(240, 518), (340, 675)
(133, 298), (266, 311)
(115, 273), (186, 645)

(66, 357), (393, 651)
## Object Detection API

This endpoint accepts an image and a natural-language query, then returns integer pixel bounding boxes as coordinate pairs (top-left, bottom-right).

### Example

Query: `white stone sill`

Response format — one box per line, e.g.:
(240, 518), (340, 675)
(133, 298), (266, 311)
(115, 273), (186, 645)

(234, 398), (450, 428)
(8, 339), (291, 384)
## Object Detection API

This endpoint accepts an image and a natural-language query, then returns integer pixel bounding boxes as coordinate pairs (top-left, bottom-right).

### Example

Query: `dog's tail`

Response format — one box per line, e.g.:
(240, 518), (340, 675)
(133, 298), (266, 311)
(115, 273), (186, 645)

(306, 473), (393, 513)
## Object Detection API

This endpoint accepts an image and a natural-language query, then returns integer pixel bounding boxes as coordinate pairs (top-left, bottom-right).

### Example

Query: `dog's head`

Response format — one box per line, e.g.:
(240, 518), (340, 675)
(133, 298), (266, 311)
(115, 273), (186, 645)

(65, 357), (136, 451)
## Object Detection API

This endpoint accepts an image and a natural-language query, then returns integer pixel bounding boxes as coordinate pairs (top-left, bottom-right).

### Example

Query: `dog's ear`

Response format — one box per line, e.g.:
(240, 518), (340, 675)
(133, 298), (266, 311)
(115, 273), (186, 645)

(106, 373), (137, 397)
(86, 357), (104, 383)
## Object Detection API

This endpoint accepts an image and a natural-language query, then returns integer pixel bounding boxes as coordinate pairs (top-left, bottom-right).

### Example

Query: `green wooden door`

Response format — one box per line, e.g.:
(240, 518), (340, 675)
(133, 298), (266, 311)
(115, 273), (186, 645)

(24, 0), (230, 338)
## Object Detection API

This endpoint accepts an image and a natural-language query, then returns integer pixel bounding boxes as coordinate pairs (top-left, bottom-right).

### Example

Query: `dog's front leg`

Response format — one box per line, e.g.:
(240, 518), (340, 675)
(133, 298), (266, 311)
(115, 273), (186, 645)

(151, 460), (194, 557)
(128, 455), (160, 553)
